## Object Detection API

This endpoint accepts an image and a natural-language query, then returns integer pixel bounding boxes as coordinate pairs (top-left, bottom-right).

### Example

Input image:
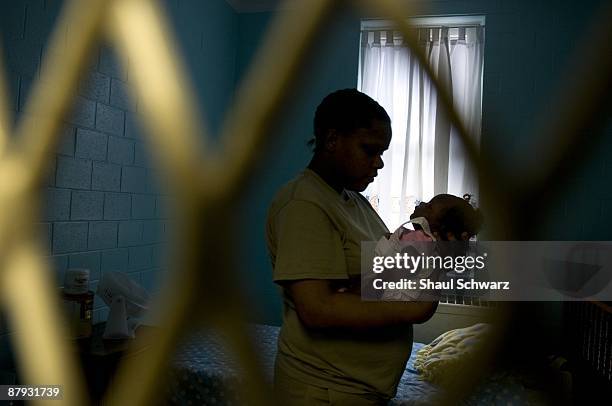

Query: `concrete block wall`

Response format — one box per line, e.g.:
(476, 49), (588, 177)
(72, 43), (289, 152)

(234, 0), (612, 325)
(1, 0), (238, 370)
(7, 0), (609, 369)
(0, 0), (169, 334)
(41, 44), (169, 324)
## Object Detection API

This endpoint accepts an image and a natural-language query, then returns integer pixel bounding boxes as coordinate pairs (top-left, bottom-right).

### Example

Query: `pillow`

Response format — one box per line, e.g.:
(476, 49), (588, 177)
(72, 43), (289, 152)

(414, 323), (492, 385)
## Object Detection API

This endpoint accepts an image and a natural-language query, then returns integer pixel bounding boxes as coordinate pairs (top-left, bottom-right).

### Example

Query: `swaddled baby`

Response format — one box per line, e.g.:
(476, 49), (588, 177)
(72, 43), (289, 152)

(401, 193), (482, 242)
(338, 194), (482, 295)
(379, 194), (483, 300)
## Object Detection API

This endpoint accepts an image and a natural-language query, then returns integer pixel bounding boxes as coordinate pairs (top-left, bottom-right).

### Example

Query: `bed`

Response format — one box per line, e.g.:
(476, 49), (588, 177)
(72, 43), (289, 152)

(166, 324), (538, 405)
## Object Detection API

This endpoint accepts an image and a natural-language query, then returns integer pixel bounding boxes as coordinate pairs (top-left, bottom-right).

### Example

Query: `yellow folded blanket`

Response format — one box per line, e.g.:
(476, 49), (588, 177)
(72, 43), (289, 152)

(414, 323), (491, 385)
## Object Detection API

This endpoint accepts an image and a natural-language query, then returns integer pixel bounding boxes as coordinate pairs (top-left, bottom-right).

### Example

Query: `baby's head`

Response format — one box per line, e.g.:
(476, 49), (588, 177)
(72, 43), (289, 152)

(410, 194), (483, 241)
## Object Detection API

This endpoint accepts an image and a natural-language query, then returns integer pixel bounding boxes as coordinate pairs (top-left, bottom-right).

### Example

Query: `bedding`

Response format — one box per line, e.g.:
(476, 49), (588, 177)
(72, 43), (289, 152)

(413, 323), (492, 385)
(167, 324), (537, 405)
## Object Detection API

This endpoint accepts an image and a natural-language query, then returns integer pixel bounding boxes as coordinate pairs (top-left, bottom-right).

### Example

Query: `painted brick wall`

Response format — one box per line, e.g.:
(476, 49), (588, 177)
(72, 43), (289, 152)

(0, 1), (169, 329)
(235, 0), (612, 325)
(41, 42), (168, 324)
(0, 0), (237, 370)
(4, 0), (608, 369)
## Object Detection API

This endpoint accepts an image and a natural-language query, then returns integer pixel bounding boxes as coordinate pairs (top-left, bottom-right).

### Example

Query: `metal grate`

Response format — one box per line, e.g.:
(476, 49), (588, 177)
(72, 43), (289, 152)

(439, 293), (499, 308)
(0, 0), (610, 405)
(565, 301), (612, 383)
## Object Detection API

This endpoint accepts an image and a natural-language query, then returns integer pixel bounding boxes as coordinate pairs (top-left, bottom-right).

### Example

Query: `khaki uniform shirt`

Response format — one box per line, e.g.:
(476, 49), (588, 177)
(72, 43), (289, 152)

(266, 169), (413, 398)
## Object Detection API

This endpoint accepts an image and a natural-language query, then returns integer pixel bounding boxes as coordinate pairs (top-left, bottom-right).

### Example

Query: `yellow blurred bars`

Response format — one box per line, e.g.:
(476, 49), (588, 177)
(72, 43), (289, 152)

(0, 0), (610, 405)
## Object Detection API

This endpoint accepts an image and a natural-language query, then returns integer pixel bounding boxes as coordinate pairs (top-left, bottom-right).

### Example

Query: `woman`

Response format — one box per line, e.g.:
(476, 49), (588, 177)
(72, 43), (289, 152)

(265, 89), (438, 405)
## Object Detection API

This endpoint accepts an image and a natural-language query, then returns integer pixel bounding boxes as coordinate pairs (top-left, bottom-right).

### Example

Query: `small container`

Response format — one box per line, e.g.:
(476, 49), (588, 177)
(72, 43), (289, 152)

(64, 269), (90, 295)
(62, 269), (93, 338)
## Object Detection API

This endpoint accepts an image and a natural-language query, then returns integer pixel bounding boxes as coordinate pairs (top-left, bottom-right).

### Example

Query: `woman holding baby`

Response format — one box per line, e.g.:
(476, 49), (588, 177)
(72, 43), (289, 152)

(265, 89), (482, 405)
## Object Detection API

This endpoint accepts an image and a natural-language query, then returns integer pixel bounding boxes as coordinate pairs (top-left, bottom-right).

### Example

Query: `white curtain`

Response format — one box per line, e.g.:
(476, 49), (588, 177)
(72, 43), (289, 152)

(359, 26), (484, 230)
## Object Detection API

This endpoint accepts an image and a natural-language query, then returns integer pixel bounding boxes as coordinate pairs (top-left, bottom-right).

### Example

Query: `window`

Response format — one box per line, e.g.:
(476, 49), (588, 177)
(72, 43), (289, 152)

(359, 16), (485, 231)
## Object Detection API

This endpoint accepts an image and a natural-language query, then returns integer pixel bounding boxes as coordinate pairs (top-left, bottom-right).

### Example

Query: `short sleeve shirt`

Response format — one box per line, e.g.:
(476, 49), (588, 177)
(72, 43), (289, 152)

(266, 169), (414, 398)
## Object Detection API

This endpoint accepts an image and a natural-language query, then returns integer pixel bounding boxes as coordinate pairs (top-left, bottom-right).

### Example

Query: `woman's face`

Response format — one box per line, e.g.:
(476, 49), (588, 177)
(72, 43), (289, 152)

(331, 119), (391, 191)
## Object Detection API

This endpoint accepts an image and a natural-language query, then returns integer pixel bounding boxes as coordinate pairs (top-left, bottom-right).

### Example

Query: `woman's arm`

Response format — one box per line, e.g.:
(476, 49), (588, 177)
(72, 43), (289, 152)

(286, 279), (438, 329)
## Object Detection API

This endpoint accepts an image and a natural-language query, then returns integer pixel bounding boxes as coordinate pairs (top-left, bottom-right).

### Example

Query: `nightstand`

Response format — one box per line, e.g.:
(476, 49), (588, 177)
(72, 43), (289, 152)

(77, 323), (157, 403)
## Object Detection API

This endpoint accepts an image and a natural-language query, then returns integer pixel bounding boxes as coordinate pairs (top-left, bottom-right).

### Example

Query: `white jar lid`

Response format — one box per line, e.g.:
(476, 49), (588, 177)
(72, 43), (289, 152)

(64, 268), (90, 295)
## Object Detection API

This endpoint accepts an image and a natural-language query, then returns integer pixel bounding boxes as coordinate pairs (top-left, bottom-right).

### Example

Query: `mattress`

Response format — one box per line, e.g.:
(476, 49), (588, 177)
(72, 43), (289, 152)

(168, 324), (535, 405)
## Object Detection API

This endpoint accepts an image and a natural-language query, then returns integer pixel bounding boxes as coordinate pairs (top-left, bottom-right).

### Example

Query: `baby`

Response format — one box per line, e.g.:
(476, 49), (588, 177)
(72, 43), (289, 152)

(339, 194), (483, 295)
(379, 193), (483, 300)
(401, 193), (482, 242)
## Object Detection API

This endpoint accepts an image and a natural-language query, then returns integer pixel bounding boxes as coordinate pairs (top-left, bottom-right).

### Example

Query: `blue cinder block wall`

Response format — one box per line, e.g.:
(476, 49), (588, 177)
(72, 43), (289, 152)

(234, 0), (612, 326)
(0, 0), (237, 370)
(1, 0), (611, 369)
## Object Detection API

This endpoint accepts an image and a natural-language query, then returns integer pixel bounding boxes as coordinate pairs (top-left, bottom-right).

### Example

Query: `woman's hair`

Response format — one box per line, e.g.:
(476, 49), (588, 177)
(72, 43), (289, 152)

(308, 88), (390, 152)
